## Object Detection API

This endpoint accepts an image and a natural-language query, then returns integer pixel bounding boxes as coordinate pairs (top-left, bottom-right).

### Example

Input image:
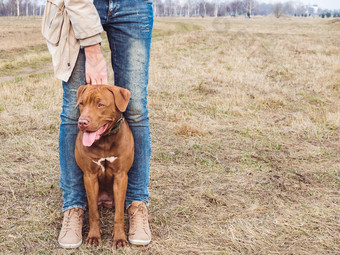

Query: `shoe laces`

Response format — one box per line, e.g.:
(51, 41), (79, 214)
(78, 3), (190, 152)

(62, 208), (82, 231)
(129, 203), (148, 234)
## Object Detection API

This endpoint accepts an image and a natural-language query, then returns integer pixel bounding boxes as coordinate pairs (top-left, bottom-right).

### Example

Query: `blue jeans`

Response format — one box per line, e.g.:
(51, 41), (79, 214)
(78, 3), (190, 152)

(59, 0), (153, 211)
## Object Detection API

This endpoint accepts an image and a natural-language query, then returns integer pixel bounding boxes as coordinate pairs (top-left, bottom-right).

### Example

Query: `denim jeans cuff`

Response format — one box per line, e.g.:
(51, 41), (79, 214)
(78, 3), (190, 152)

(125, 200), (150, 209)
(62, 204), (87, 212)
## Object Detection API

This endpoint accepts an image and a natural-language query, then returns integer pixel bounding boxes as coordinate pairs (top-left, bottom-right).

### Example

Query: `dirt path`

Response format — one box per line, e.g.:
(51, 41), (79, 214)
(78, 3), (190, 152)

(0, 65), (54, 83)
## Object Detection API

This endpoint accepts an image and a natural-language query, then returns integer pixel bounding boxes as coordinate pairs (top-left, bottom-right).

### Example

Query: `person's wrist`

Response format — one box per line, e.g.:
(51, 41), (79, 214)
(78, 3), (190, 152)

(84, 44), (101, 54)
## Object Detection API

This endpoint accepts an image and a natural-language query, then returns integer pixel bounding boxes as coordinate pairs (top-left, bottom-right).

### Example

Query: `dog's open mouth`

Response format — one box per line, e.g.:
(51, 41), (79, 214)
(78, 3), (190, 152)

(83, 123), (109, 147)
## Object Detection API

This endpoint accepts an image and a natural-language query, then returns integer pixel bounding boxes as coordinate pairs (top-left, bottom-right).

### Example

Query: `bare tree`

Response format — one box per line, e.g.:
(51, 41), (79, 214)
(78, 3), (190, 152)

(244, 0), (254, 17)
(8, 0), (16, 16)
(0, 0), (5, 16)
(186, 0), (191, 16)
(25, 0), (29, 16)
(285, 1), (295, 15)
(214, 2), (219, 17)
(200, 1), (207, 17)
(153, 0), (157, 16)
(16, 0), (20, 16)
(164, 0), (172, 16)
(272, 2), (288, 18)
(230, 1), (244, 16)
(175, 0), (183, 16)
(39, 0), (43, 16)
(190, 0), (200, 16)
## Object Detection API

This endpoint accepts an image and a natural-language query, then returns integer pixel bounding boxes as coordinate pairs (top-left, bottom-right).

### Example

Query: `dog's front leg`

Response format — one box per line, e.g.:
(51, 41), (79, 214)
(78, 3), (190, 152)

(112, 171), (128, 249)
(83, 173), (102, 246)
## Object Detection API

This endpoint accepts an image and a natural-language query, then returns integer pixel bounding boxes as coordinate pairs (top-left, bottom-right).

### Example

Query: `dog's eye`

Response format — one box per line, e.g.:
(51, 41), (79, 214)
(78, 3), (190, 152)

(98, 103), (105, 108)
(79, 102), (83, 106)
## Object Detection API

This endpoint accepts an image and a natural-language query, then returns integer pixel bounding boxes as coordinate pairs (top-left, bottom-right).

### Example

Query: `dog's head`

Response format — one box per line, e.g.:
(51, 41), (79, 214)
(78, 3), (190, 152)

(76, 84), (131, 146)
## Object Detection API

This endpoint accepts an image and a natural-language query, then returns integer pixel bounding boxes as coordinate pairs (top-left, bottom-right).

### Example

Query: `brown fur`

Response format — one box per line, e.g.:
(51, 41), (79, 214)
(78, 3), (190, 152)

(75, 85), (134, 249)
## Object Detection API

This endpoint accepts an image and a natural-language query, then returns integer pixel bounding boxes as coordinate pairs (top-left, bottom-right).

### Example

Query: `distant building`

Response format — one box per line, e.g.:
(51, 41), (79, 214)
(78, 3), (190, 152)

(305, 4), (318, 17)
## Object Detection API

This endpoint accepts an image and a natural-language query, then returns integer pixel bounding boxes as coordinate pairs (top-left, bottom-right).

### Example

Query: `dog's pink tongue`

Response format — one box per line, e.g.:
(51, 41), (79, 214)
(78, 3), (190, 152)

(82, 123), (109, 147)
(83, 131), (98, 147)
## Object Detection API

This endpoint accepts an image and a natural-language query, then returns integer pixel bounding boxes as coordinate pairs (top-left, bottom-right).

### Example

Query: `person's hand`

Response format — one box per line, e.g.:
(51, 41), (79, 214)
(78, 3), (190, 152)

(84, 44), (108, 85)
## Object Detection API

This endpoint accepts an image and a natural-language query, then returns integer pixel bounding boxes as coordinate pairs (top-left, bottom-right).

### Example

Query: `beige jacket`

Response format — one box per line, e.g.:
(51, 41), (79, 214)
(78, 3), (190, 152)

(42, 0), (103, 81)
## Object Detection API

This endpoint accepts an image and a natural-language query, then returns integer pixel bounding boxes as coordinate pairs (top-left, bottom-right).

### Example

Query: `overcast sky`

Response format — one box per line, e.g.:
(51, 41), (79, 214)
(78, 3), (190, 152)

(258, 0), (340, 10)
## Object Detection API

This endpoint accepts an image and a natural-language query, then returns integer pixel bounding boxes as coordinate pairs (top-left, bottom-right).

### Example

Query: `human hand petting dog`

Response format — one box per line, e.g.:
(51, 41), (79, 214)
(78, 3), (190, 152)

(84, 44), (108, 85)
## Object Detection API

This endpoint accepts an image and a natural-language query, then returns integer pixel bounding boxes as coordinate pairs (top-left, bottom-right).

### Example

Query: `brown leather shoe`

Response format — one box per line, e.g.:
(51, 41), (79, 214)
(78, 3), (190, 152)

(128, 201), (151, 245)
(58, 207), (84, 249)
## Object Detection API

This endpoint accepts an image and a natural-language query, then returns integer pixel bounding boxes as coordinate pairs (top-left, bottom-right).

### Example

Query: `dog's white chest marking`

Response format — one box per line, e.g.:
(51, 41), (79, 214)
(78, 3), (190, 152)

(92, 156), (118, 173)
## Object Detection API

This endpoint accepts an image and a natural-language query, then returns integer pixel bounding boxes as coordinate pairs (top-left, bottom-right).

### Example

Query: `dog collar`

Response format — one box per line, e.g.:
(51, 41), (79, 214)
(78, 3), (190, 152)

(105, 115), (124, 136)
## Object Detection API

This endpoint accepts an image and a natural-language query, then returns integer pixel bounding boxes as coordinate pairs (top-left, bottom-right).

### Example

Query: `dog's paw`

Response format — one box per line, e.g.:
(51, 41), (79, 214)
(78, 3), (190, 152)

(113, 235), (128, 249)
(86, 232), (102, 246)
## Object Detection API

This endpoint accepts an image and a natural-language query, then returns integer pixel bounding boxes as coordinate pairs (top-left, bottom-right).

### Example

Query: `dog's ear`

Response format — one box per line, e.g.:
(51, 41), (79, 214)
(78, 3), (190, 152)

(107, 86), (131, 112)
(75, 85), (87, 107)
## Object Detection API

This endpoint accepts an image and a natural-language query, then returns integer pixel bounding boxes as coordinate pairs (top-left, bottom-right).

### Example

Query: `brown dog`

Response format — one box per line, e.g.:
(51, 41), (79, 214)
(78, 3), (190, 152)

(74, 84), (134, 249)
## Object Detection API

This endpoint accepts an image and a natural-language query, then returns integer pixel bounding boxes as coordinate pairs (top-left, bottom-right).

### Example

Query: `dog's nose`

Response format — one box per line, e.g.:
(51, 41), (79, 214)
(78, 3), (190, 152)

(78, 118), (89, 130)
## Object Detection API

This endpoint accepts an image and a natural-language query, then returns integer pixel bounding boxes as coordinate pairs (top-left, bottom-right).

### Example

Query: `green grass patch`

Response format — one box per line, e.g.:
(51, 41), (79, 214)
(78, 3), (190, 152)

(152, 21), (201, 39)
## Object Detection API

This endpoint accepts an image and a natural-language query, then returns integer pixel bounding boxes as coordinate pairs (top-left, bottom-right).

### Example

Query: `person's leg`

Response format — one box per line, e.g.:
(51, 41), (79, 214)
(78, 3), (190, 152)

(103, 0), (153, 210)
(58, 50), (87, 249)
(103, 0), (153, 245)
(59, 50), (87, 212)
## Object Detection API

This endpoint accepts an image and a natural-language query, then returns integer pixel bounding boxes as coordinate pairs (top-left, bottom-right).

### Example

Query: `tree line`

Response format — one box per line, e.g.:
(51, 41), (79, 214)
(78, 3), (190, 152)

(0, 0), (339, 17)
(0, 0), (43, 16)
(153, 0), (339, 18)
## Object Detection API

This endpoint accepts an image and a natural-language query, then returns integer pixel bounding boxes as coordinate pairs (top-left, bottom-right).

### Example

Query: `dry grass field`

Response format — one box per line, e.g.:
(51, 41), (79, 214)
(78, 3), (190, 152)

(0, 16), (340, 254)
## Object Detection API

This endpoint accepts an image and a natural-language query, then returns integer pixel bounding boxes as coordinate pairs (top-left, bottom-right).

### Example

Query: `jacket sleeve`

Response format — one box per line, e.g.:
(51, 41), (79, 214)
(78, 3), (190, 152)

(64, 0), (103, 47)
